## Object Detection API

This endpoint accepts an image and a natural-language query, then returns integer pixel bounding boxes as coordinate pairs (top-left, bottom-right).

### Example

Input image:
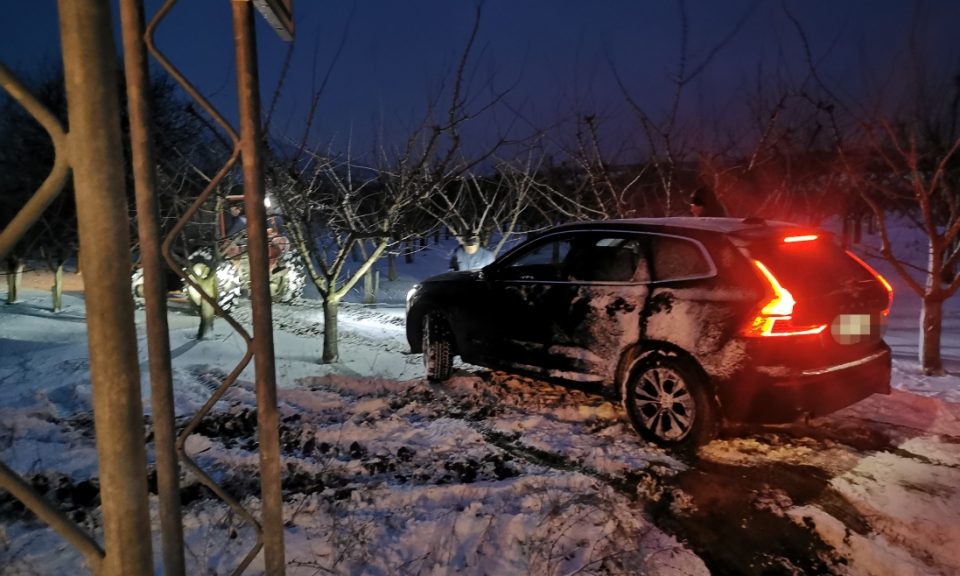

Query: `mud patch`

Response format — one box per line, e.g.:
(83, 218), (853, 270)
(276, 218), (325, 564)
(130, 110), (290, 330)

(0, 473), (101, 528)
(649, 460), (850, 575)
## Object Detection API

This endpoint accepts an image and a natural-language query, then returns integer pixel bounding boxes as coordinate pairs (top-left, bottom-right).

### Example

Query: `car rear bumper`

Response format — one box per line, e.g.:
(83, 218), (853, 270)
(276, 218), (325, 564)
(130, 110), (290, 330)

(721, 343), (892, 422)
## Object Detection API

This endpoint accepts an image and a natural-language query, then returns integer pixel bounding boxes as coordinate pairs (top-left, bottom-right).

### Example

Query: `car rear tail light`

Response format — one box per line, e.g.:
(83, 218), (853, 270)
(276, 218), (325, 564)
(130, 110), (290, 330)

(845, 250), (894, 316)
(742, 259), (828, 337)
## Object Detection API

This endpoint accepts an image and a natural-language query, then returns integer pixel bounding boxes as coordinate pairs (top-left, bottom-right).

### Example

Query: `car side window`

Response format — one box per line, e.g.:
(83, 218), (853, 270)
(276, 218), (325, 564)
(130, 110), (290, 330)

(564, 236), (649, 283)
(650, 235), (713, 281)
(499, 238), (573, 281)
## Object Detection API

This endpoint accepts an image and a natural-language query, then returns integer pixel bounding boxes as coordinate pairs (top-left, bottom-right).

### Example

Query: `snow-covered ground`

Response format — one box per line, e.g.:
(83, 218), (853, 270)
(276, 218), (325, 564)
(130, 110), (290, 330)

(1, 224), (959, 575)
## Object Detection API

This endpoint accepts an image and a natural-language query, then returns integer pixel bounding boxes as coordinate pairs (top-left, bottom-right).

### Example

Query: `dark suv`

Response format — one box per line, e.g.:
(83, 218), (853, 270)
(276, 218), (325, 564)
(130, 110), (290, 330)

(406, 218), (893, 450)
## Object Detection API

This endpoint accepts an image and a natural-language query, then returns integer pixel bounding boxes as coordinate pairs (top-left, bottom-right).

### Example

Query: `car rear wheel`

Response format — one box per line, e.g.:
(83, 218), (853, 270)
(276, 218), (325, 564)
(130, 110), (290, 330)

(623, 353), (717, 451)
(422, 313), (453, 382)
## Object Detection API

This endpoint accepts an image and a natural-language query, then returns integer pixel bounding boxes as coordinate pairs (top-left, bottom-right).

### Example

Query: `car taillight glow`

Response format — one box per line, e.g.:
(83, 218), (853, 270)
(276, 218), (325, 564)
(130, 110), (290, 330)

(743, 259), (828, 337)
(845, 250), (894, 316)
(783, 234), (819, 243)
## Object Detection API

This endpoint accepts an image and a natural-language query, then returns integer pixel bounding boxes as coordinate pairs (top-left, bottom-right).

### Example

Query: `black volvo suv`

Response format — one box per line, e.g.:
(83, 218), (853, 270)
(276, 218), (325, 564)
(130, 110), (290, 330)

(406, 218), (893, 450)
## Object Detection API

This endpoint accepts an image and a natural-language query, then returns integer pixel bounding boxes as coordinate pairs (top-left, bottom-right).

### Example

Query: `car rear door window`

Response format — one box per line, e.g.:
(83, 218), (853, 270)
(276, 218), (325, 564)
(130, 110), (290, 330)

(500, 238), (573, 281)
(650, 235), (714, 282)
(564, 236), (647, 282)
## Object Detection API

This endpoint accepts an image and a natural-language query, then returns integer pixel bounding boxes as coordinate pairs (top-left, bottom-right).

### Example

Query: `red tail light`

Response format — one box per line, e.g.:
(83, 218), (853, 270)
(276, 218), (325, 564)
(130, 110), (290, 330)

(742, 259), (828, 337)
(845, 250), (894, 316)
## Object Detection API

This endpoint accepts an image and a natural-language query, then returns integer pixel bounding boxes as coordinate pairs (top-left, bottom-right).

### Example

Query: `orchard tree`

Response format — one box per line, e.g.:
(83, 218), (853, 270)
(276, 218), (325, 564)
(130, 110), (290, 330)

(421, 152), (547, 258)
(608, 0), (755, 215)
(856, 119), (960, 375)
(274, 3), (516, 363)
(274, 154), (418, 363)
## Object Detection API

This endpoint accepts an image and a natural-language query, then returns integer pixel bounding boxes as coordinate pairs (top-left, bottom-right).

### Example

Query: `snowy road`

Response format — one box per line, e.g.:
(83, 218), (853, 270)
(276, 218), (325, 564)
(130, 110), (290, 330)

(1, 287), (959, 574)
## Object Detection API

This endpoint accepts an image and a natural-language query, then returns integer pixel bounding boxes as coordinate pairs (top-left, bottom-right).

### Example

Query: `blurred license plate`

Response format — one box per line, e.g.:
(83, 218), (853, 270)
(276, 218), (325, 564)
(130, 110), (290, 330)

(831, 313), (885, 344)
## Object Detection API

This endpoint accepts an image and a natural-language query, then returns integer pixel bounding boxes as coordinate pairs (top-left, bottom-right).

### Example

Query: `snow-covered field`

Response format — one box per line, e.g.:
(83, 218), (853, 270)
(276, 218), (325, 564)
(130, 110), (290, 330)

(1, 224), (959, 575)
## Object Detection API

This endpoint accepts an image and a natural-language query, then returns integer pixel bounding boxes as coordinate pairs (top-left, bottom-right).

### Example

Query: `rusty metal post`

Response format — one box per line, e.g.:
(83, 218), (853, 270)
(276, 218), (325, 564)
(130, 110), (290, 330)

(118, 0), (186, 574)
(232, 1), (286, 573)
(57, 1), (154, 574)
(0, 63), (71, 262)
(0, 461), (104, 573)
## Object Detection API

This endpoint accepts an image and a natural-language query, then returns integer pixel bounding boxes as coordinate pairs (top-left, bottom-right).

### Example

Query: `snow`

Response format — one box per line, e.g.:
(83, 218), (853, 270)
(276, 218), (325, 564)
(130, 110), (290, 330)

(1, 223), (959, 575)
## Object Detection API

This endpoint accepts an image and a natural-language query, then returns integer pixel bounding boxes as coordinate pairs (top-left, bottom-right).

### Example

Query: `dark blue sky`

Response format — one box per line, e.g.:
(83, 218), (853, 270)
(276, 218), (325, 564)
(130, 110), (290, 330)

(2, 1), (959, 159)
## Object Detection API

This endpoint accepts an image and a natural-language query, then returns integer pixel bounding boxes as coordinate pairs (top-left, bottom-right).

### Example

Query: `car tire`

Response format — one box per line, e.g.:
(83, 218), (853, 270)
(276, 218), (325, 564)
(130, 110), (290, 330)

(422, 313), (453, 382)
(270, 250), (306, 304)
(623, 352), (717, 451)
(184, 248), (243, 313)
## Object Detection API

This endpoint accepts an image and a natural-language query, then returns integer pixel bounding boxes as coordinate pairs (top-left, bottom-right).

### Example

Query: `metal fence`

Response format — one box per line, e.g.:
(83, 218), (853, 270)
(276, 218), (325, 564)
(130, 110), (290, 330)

(0, 1), (290, 574)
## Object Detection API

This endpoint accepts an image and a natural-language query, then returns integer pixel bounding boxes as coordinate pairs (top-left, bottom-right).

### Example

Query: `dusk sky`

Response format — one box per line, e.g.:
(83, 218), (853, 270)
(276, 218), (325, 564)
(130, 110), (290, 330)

(2, 1), (959, 158)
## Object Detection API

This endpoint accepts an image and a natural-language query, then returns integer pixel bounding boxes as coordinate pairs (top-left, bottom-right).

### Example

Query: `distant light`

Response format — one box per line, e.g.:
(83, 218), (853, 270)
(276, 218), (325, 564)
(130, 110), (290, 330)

(264, 196), (273, 208)
(783, 234), (819, 243)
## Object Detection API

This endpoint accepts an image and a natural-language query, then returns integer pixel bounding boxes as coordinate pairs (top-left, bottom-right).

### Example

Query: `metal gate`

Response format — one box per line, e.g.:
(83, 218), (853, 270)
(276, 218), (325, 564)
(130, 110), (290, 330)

(0, 1), (293, 574)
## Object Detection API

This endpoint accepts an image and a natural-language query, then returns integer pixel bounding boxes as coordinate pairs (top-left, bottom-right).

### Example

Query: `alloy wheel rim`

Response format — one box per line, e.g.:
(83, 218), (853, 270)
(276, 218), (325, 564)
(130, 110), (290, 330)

(633, 366), (696, 441)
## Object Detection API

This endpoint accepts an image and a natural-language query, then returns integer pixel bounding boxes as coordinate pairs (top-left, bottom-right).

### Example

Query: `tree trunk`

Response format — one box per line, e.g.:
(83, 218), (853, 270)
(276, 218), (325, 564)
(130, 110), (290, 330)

(388, 252), (398, 281)
(405, 240), (414, 264)
(52, 261), (64, 313)
(362, 268), (377, 305)
(920, 296), (945, 376)
(6, 256), (23, 304)
(322, 296), (340, 363)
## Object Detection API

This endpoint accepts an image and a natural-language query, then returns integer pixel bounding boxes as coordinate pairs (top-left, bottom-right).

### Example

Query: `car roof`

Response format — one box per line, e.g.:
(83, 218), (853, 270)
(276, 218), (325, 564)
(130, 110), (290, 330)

(544, 216), (804, 238)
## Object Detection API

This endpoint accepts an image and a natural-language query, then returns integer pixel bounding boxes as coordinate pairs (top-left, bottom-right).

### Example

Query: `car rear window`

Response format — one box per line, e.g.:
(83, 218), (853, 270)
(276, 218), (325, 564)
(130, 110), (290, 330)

(746, 236), (875, 293)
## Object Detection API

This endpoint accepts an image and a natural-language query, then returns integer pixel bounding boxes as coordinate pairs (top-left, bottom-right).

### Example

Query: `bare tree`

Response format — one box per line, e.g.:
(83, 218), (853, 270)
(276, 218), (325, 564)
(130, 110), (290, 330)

(273, 3), (518, 363)
(609, 0), (757, 215)
(556, 114), (651, 220)
(855, 119), (960, 375)
(420, 151), (548, 258)
(274, 154), (403, 362)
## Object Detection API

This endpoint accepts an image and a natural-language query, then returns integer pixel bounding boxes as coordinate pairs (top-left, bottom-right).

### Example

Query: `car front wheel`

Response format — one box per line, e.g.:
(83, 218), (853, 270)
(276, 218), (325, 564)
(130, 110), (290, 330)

(422, 313), (453, 382)
(623, 353), (717, 451)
